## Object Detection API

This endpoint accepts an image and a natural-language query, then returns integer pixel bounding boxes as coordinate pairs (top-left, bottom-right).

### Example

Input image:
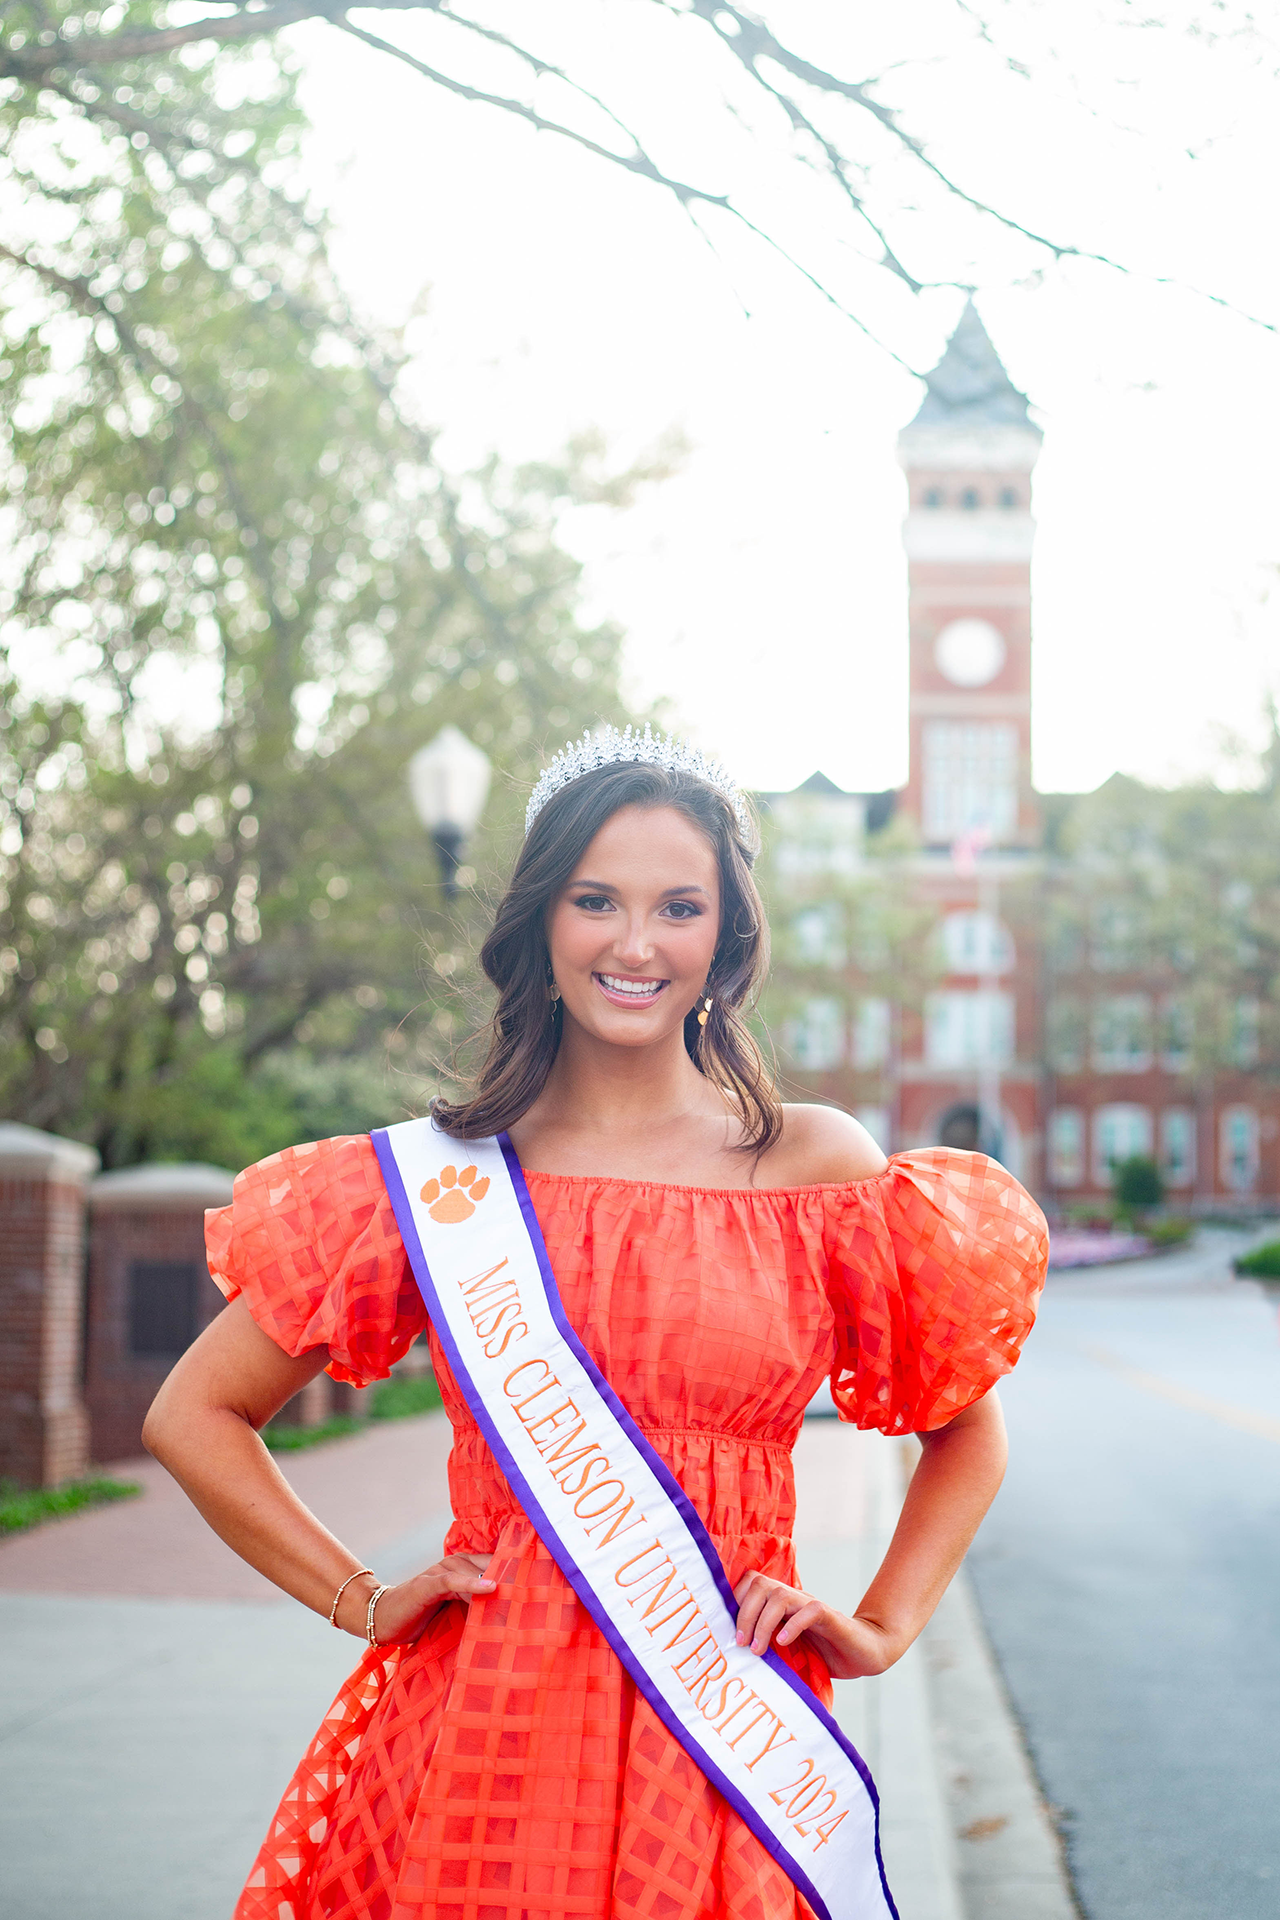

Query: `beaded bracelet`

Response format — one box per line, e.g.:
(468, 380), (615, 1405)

(328, 1568), (375, 1629)
(366, 1583), (389, 1648)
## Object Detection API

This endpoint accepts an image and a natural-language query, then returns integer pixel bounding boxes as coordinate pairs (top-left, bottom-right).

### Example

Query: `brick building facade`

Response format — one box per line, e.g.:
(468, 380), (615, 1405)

(762, 302), (1279, 1212)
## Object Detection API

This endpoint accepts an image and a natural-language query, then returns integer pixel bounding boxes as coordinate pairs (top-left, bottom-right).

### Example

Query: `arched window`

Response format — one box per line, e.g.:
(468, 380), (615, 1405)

(998, 486), (1019, 509)
(960, 487), (980, 510)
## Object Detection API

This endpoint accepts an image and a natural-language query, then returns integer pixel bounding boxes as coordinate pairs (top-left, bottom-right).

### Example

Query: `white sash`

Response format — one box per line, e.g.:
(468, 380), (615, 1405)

(371, 1118), (897, 1920)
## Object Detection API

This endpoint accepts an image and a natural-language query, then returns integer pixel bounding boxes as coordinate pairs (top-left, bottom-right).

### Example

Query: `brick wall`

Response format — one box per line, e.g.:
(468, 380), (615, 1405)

(0, 1127), (97, 1489)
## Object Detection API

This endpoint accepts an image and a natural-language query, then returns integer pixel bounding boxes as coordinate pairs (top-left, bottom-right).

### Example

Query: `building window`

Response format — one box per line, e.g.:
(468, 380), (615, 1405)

(1160, 1109), (1196, 1189)
(1048, 996), (1086, 1073)
(1220, 1106), (1259, 1192)
(941, 909), (1014, 975)
(1092, 994), (1153, 1073)
(922, 487), (943, 508)
(786, 997), (844, 1071)
(854, 1106), (891, 1150)
(1159, 996), (1193, 1073)
(1093, 1105), (1153, 1186)
(128, 1260), (200, 1359)
(998, 486), (1019, 509)
(791, 903), (846, 967)
(921, 722), (1018, 841)
(1232, 997), (1260, 1069)
(1048, 1109), (1085, 1187)
(1090, 904), (1141, 972)
(924, 989), (1015, 1068)
(852, 996), (891, 1068)
(960, 487), (980, 510)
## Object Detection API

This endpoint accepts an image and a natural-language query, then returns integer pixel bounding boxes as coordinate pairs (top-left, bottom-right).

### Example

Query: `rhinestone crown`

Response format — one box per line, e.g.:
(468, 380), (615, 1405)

(524, 723), (749, 836)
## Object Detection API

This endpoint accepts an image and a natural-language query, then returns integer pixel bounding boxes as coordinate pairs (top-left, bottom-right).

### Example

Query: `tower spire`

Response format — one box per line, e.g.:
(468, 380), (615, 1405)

(908, 298), (1037, 433)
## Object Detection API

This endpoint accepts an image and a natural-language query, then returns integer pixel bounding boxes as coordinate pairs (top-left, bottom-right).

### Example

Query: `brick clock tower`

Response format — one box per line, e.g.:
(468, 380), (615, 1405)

(898, 300), (1042, 848)
(894, 303), (1043, 1177)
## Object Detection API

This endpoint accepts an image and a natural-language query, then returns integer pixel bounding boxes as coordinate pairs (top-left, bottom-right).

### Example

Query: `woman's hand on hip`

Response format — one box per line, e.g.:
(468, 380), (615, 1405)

(342, 1553), (495, 1645)
(732, 1569), (900, 1679)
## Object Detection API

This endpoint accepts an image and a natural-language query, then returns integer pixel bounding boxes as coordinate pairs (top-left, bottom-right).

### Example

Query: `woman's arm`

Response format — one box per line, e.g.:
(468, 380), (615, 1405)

(733, 1390), (1007, 1677)
(143, 1298), (493, 1641)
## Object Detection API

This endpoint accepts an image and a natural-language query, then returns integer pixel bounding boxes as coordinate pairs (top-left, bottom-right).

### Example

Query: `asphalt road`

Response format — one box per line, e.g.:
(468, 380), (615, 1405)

(968, 1228), (1280, 1920)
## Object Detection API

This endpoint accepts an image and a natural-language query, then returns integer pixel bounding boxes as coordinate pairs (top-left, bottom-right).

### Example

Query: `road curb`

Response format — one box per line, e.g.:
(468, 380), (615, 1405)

(922, 1569), (1082, 1920)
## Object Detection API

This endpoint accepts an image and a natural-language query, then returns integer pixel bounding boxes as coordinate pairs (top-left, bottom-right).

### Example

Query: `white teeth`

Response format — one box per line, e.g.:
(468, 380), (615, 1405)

(599, 974), (663, 996)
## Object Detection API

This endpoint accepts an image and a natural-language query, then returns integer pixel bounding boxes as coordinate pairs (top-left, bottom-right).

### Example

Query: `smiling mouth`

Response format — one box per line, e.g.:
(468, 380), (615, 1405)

(594, 972), (668, 1006)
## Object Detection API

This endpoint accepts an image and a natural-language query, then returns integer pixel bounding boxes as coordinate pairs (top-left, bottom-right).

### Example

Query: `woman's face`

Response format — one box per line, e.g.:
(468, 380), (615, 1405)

(546, 803), (722, 1051)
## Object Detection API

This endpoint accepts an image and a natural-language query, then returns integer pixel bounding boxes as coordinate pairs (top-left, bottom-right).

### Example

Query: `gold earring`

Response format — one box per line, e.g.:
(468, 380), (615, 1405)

(549, 982), (560, 1018)
(697, 995), (712, 1028)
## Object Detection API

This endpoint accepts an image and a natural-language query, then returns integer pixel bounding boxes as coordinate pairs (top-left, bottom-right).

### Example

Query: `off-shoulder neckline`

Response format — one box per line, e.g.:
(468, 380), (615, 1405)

(518, 1162), (899, 1199)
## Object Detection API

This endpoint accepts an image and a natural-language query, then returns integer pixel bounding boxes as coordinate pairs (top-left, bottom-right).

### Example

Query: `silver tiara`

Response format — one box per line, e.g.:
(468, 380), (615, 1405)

(525, 724), (749, 835)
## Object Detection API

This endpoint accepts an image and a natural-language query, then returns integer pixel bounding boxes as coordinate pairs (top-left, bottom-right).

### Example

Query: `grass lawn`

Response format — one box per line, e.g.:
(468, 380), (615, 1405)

(0, 1475), (142, 1537)
(263, 1370), (442, 1452)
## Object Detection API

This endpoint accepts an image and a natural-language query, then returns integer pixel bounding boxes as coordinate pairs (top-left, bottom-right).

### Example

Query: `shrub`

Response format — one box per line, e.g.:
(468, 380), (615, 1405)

(1113, 1155), (1164, 1212)
(1233, 1240), (1280, 1278)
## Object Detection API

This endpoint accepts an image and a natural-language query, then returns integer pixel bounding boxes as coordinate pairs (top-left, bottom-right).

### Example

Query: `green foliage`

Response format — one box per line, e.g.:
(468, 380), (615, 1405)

(1233, 1239), (1280, 1277)
(1145, 1218), (1193, 1249)
(0, 1474), (141, 1534)
(1113, 1154), (1164, 1211)
(263, 1366), (442, 1449)
(0, 5), (664, 1168)
(370, 1371), (443, 1420)
(1043, 768), (1280, 1082)
(262, 1414), (361, 1452)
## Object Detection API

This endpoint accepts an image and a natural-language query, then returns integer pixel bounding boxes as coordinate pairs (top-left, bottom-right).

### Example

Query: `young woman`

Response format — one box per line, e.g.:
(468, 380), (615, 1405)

(144, 730), (1047, 1920)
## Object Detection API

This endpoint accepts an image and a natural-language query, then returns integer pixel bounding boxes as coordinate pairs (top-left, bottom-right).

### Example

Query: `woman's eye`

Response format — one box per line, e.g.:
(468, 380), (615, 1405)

(574, 894), (614, 913)
(662, 901), (700, 920)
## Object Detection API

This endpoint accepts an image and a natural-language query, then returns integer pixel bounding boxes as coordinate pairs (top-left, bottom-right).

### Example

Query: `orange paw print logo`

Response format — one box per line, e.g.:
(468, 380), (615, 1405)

(420, 1163), (490, 1223)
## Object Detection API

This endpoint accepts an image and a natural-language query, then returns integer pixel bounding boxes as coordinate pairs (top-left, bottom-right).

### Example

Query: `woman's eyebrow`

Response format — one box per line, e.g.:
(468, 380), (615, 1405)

(567, 879), (710, 898)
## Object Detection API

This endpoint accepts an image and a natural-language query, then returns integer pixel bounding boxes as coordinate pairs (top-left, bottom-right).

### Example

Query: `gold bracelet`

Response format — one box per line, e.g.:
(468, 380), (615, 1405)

(366, 1583), (389, 1648)
(328, 1568), (375, 1629)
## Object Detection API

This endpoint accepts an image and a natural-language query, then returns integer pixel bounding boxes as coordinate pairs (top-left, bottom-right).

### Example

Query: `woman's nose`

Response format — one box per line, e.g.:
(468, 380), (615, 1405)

(612, 920), (654, 968)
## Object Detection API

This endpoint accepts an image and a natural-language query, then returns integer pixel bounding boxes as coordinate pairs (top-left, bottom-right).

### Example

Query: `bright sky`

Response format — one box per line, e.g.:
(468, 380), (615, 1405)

(289, 1), (1280, 797)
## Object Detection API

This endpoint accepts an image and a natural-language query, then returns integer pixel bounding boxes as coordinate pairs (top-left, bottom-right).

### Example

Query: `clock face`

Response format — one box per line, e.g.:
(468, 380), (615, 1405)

(934, 618), (1006, 687)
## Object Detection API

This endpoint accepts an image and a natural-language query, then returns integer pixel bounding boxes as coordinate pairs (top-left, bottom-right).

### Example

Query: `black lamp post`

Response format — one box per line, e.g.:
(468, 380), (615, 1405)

(408, 726), (492, 898)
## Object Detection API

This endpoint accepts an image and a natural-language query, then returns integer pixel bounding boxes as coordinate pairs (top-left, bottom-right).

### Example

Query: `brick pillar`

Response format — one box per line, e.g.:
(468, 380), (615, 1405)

(86, 1162), (235, 1465)
(0, 1124), (99, 1489)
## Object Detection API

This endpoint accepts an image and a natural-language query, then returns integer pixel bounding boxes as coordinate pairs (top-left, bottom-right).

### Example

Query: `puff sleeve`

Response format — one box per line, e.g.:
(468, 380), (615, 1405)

(826, 1149), (1047, 1435)
(204, 1133), (426, 1387)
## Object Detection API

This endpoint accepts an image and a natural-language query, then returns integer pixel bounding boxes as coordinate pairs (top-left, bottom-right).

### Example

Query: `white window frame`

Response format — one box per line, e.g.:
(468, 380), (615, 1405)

(1048, 1109), (1085, 1187)
(1219, 1106), (1259, 1193)
(1159, 1108), (1196, 1189)
(852, 996), (891, 1069)
(787, 996), (845, 1072)
(940, 909), (1015, 976)
(921, 722), (1019, 842)
(1092, 994), (1154, 1074)
(924, 989), (1015, 1069)
(1092, 1104), (1153, 1186)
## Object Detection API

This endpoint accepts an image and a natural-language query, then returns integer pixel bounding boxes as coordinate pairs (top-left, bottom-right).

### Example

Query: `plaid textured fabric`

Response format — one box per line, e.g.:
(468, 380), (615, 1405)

(208, 1138), (1046, 1919)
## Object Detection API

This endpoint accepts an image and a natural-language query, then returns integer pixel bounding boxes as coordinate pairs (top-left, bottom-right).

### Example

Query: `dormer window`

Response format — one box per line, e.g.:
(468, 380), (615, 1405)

(960, 487), (980, 510)
(922, 487), (943, 508)
(998, 486), (1019, 509)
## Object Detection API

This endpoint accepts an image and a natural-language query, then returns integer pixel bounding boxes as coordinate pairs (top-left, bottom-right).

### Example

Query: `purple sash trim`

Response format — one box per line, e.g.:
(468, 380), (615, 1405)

(371, 1126), (898, 1920)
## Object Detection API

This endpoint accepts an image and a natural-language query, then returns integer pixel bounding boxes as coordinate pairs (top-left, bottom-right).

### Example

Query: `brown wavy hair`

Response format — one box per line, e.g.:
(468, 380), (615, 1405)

(432, 759), (781, 1152)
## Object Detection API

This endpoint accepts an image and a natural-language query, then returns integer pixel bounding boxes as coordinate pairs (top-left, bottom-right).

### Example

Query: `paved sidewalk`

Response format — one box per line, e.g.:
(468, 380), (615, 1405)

(1, 1411), (1076, 1919)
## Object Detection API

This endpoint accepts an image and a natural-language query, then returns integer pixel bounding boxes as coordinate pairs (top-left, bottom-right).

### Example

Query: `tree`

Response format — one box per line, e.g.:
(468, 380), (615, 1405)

(0, 9), (671, 1167)
(3, 1), (1267, 363)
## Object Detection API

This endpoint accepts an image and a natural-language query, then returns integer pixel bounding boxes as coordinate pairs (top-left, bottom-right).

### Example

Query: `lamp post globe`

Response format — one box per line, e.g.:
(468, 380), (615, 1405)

(408, 726), (492, 898)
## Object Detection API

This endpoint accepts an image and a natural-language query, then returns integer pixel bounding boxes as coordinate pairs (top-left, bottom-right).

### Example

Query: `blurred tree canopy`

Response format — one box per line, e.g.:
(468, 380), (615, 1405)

(0, 3), (671, 1167)
(1040, 762), (1280, 1089)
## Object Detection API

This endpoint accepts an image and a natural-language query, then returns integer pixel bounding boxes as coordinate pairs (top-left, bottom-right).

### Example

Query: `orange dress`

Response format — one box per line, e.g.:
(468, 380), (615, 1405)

(207, 1136), (1047, 1920)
